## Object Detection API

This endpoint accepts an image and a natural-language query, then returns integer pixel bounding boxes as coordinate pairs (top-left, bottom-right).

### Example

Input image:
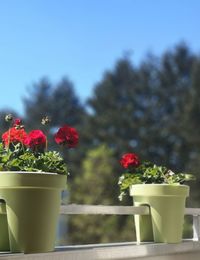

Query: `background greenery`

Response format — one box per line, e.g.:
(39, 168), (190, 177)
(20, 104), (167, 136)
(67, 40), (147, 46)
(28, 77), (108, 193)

(1, 43), (200, 244)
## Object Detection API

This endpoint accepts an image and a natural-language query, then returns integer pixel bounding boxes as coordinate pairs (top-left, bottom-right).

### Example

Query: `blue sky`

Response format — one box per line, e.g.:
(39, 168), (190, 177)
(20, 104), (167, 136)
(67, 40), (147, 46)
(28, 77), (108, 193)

(0, 0), (199, 115)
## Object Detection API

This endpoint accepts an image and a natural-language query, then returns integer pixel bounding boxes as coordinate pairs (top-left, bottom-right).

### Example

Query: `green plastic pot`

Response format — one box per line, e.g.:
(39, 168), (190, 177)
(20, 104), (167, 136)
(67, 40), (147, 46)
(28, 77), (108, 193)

(0, 172), (66, 253)
(130, 184), (189, 243)
(0, 201), (9, 251)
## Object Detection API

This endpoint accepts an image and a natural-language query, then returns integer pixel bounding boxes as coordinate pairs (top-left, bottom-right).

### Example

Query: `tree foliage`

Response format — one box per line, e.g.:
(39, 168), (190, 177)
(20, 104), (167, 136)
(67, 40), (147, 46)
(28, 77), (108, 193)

(68, 145), (134, 244)
(87, 44), (197, 172)
(23, 78), (52, 129)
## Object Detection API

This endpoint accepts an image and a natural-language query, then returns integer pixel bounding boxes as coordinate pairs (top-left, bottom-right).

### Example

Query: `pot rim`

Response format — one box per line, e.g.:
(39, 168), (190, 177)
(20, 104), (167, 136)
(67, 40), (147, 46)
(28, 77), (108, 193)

(129, 183), (190, 197)
(0, 171), (67, 190)
(130, 183), (189, 187)
(0, 171), (58, 175)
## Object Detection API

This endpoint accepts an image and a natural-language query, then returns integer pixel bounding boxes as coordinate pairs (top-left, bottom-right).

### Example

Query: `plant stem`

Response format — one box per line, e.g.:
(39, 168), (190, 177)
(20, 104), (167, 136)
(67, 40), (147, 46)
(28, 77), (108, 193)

(7, 128), (11, 153)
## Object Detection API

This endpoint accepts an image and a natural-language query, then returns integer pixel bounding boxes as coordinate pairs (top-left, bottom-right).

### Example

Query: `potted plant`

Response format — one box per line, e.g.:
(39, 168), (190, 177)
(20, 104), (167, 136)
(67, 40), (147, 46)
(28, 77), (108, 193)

(0, 114), (78, 253)
(118, 152), (195, 243)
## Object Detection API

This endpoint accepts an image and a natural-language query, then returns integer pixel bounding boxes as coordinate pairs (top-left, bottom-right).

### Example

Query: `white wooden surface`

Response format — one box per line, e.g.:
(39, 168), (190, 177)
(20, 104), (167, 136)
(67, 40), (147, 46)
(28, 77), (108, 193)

(1, 241), (200, 260)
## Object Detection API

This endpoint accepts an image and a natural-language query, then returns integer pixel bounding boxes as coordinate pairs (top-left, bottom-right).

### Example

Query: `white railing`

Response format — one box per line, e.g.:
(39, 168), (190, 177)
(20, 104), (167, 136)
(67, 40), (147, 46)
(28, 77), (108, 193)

(60, 204), (149, 215)
(60, 204), (200, 241)
(1, 205), (200, 259)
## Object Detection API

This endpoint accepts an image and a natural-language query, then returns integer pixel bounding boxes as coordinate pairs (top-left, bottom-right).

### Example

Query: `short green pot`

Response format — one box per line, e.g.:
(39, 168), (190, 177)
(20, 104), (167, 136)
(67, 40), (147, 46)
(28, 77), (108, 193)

(0, 201), (9, 251)
(0, 172), (66, 253)
(130, 184), (189, 243)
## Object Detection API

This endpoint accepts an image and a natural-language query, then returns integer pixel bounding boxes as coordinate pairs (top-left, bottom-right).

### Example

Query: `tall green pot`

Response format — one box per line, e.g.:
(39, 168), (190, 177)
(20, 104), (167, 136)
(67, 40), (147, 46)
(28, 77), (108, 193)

(0, 172), (66, 253)
(130, 184), (189, 243)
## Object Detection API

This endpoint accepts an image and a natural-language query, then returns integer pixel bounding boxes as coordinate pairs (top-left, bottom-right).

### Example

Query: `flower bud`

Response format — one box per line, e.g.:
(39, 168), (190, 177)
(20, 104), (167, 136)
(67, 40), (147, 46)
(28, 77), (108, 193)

(167, 170), (175, 176)
(41, 116), (51, 125)
(14, 118), (22, 126)
(5, 114), (13, 122)
(13, 118), (23, 129)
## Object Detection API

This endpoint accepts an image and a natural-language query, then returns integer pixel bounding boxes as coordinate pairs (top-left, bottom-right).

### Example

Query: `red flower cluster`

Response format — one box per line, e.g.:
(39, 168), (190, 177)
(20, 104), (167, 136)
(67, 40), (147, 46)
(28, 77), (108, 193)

(2, 117), (79, 151)
(24, 130), (47, 151)
(2, 127), (28, 147)
(120, 153), (140, 169)
(54, 125), (79, 148)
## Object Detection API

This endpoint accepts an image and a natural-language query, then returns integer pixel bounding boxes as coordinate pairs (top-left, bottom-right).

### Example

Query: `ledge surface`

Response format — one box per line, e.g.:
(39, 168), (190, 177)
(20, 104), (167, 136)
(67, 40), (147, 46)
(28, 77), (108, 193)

(1, 241), (200, 260)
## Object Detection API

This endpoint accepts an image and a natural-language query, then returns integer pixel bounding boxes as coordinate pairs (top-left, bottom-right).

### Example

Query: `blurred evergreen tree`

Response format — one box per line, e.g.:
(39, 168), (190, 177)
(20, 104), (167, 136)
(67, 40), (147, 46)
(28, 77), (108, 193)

(23, 77), (52, 129)
(51, 77), (85, 127)
(87, 43), (196, 172)
(152, 44), (195, 170)
(181, 58), (200, 206)
(68, 144), (135, 244)
(23, 77), (85, 129)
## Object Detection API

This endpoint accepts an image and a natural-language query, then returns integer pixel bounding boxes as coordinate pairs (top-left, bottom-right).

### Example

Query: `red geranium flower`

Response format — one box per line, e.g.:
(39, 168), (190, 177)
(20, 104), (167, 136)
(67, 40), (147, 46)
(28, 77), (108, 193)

(25, 130), (47, 151)
(55, 125), (79, 148)
(2, 127), (28, 147)
(13, 118), (22, 126)
(120, 153), (140, 169)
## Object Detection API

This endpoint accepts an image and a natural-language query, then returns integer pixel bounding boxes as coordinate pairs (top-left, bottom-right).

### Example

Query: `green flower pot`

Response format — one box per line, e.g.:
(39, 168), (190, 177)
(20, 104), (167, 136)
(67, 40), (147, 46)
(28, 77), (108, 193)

(0, 201), (9, 251)
(0, 172), (66, 253)
(130, 184), (189, 243)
